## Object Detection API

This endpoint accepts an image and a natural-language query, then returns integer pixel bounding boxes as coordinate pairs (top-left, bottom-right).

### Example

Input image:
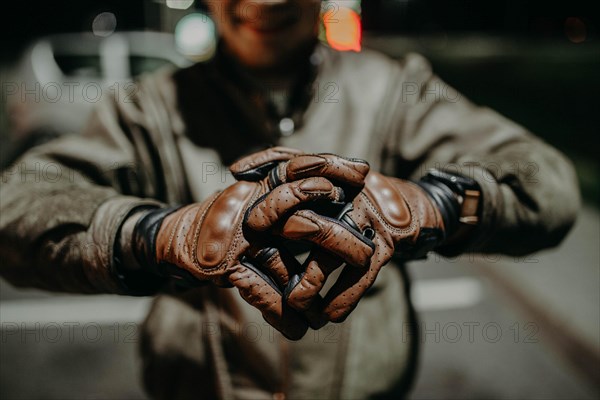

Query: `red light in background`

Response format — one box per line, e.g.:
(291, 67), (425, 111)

(323, 7), (362, 52)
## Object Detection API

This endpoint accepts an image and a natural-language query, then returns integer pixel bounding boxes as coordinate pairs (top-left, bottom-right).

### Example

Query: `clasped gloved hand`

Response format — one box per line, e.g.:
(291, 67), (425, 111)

(285, 171), (447, 326)
(130, 148), (370, 339)
(231, 148), (448, 330)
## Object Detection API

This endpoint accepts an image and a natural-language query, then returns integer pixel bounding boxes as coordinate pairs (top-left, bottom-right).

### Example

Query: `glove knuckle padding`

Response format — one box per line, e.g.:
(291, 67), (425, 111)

(355, 174), (437, 248)
(363, 173), (413, 229)
(157, 181), (260, 279)
(196, 182), (257, 268)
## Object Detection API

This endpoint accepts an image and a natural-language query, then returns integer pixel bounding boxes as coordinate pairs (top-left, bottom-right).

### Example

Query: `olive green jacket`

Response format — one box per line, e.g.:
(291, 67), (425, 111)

(0, 45), (579, 399)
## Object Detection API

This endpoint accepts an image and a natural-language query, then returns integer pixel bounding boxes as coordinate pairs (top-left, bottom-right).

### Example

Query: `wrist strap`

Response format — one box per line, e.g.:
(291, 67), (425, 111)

(416, 168), (481, 239)
(132, 207), (181, 275)
(113, 206), (167, 295)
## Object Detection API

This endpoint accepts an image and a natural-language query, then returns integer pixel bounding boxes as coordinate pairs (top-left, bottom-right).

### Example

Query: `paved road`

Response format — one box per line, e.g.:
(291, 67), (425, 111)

(408, 205), (599, 399)
(408, 264), (598, 400)
(1, 206), (598, 399)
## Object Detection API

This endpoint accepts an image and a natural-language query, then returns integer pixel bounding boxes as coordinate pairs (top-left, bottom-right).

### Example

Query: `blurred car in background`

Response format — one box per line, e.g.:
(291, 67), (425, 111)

(2, 31), (191, 167)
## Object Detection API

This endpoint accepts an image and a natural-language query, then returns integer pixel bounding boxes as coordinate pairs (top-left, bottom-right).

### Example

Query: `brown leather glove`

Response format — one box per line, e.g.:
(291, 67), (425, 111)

(229, 147), (371, 197)
(230, 148), (447, 328)
(230, 147), (377, 284)
(132, 150), (371, 339)
(285, 172), (446, 326)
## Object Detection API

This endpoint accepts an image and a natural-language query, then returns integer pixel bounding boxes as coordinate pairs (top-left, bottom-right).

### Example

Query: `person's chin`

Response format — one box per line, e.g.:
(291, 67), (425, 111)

(235, 35), (289, 67)
(238, 47), (288, 70)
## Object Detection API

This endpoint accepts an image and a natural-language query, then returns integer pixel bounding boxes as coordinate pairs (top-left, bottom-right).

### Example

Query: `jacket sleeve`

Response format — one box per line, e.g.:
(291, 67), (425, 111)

(0, 88), (169, 294)
(380, 53), (580, 255)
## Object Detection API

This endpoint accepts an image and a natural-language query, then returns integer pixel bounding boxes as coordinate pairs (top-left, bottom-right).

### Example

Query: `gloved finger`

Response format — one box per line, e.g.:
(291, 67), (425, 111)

(228, 262), (308, 341)
(248, 245), (334, 327)
(248, 245), (317, 332)
(230, 147), (303, 181)
(246, 244), (304, 288)
(245, 177), (345, 231)
(313, 257), (385, 327)
(229, 147), (370, 190)
(299, 293), (329, 330)
(267, 154), (370, 190)
(284, 248), (344, 312)
(278, 209), (375, 268)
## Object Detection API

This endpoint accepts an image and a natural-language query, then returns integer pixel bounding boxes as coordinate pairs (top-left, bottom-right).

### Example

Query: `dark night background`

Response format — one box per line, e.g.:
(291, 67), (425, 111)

(0, 2), (598, 400)
(1, 0), (598, 201)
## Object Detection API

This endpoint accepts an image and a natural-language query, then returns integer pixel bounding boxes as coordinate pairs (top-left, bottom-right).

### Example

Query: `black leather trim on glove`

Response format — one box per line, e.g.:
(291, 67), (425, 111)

(416, 168), (482, 241)
(131, 207), (180, 274)
(131, 206), (206, 288)
(416, 179), (460, 237)
(113, 206), (170, 296)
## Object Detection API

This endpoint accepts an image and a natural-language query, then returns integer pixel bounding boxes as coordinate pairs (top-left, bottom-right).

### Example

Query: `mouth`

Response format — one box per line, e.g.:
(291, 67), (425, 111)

(234, 4), (299, 35)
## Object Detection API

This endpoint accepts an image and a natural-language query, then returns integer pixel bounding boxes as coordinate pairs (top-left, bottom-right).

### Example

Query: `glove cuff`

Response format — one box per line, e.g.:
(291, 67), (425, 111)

(131, 206), (207, 288)
(131, 207), (177, 273)
(112, 205), (168, 295)
(416, 168), (482, 241)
